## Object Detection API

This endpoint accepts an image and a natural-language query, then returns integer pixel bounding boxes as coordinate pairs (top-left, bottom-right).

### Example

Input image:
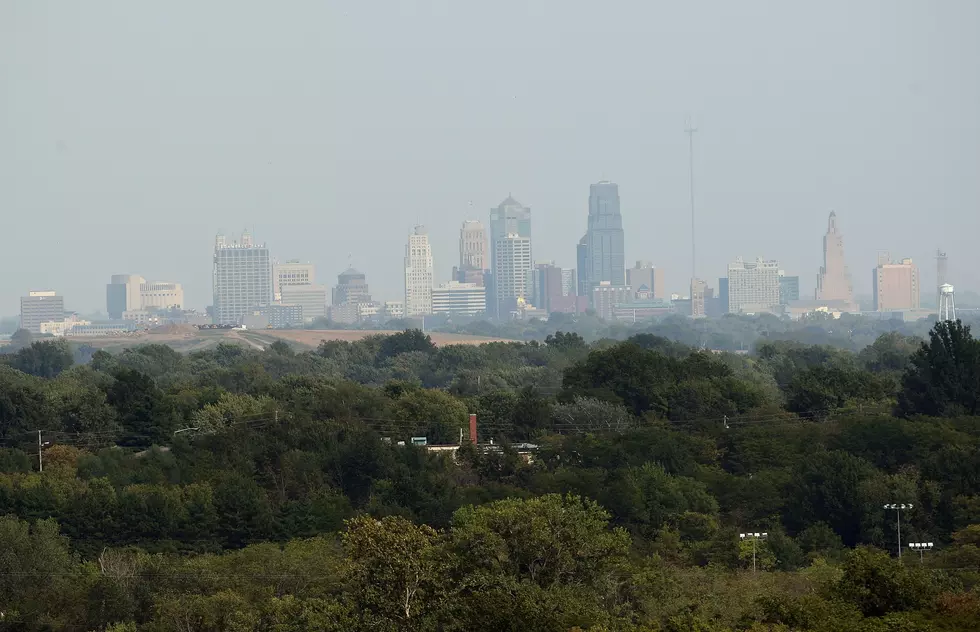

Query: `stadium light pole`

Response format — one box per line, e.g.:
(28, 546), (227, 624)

(908, 542), (933, 564)
(739, 532), (768, 572)
(883, 503), (913, 560)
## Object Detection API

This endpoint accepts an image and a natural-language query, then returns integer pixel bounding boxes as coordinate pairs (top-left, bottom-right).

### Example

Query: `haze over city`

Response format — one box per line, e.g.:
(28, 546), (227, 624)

(2, 0), (978, 315)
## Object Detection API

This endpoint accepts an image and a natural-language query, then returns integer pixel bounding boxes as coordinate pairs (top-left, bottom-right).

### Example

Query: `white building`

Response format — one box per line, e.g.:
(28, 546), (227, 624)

(212, 231), (273, 325)
(281, 284), (327, 322)
(40, 315), (91, 336)
(727, 257), (780, 314)
(493, 234), (532, 317)
(273, 261), (315, 302)
(140, 282), (184, 311)
(432, 282), (487, 316)
(382, 300), (405, 320)
(108, 275), (183, 317)
(20, 291), (65, 334)
(404, 226), (434, 316)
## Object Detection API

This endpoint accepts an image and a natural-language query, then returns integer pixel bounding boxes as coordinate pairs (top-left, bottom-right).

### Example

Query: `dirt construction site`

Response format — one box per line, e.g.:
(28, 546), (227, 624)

(67, 325), (515, 353)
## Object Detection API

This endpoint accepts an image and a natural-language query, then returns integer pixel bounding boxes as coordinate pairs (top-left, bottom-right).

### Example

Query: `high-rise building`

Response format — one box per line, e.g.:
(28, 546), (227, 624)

(212, 231), (273, 325)
(529, 262), (568, 313)
(873, 255), (920, 312)
(20, 291), (65, 334)
(459, 220), (487, 272)
(815, 211), (854, 305)
(455, 220), (488, 287)
(627, 261), (666, 300)
(106, 275), (144, 319)
(583, 181), (626, 295)
(493, 234), (532, 317)
(727, 257), (780, 314)
(489, 196), (531, 281)
(778, 271), (800, 305)
(332, 267), (372, 306)
(576, 235), (589, 297)
(432, 282), (487, 316)
(281, 285), (327, 322)
(717, 278), (729, 315)
(404, 226), (434, 317)
(591, 282), (632, 321)
(690, 278), (707, 318)
(273, 261), (315, 301)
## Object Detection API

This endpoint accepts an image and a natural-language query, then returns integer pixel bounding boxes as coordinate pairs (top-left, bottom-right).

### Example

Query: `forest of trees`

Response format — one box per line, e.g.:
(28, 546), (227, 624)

(0, 320), (979, 630)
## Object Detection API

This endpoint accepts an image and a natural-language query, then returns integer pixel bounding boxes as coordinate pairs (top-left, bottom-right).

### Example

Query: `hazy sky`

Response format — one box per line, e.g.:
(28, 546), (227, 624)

(2, 1), (978, 315)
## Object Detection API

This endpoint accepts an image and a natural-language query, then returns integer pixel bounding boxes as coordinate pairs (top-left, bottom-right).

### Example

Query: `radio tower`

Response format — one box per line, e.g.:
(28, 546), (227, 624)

(936, 249), (948, 311)
(686, 119), (698, 284)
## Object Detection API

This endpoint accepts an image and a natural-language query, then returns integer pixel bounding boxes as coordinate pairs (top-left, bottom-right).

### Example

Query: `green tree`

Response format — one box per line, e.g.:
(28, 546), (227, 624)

(105, 368), (177, 447)
(343, 514), (445, 629)
(10, 339), (74, 378)
(835, 546), (936, 617)
(551, 396), (634, 433)
(449, 493), (630, 589)
(561, 342), (677, 416)
(0, 516), (83, 629)
(898, 320), (980, 417)
(377, 330), (436, 362)
(785, 450), (878, 546)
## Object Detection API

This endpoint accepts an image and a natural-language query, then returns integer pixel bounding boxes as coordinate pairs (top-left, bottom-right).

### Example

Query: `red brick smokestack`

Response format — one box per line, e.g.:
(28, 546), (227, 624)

(469, 414), (477, 445)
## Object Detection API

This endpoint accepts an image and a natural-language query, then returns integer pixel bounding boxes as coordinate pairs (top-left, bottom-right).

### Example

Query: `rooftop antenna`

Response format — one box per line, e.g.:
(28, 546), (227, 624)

(685, 117), (698, 284)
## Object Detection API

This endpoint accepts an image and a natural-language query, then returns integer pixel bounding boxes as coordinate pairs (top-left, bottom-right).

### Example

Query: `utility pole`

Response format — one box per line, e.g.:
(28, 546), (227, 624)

(685, 120), (698, 284)
(739, 532), (768, 572)
(884, 503), (913, 560)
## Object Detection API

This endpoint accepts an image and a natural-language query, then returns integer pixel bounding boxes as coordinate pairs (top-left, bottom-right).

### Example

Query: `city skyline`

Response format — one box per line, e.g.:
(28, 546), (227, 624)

(5, 202), (974, 321)
(2, 3), (977, 316)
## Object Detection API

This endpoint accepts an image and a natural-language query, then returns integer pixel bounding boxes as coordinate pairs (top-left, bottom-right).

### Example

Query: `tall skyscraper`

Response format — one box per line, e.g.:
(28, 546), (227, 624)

(493, 234), (532, 317)
(583, 181), (626, 297)
(455, 220), (488, 286)
(690, 278), (707, 318)
(459, 220), (487, 271)
(20, 291), (65, 334)
(404, 226), (434, 317)
(873, 255), (920, 312)
(815, 211), (853, 304)
(489, 196), (531, 275)
(576, 235), (589, 297)
(727, 257), (780, 314)
(212, 231), (273, 325)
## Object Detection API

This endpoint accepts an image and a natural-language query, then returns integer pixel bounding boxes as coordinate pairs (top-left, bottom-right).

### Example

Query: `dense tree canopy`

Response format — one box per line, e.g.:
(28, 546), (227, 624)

(0, 321), (977, 630)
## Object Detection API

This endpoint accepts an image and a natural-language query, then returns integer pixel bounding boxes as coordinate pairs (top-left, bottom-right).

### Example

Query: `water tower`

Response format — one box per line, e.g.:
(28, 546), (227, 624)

(939, 284), (956, 322)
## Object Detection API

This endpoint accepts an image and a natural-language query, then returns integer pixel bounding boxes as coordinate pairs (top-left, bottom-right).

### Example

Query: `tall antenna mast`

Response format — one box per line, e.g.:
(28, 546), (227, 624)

(685, 119), (698, 283)
(936, 248), (948, 310)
